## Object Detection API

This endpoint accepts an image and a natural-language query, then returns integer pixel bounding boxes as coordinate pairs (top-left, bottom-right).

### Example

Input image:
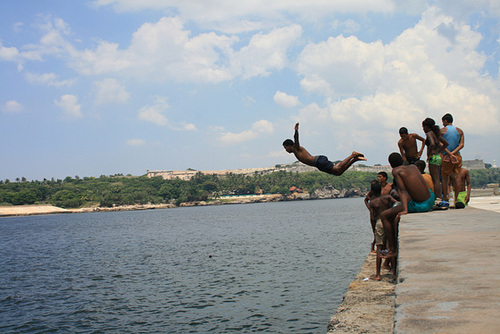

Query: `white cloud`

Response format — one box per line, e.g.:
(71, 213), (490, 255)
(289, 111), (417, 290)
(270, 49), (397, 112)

(69, 17), (236, 82)
(231, 25), (302, 79)
(93, 0), (395, 27)
(180, 122), (197, 131)
(126, 138), (146, 146)
(294, 7), (500, 138)
(93, 78), (130, 105)
(219, 119), (274, 144)
(0, 45), (19, 61)
(331, 19), (361, 34)
(54, 94), (82, 118)
(25, 72), (75, 87)
(64, 17), (302, 83)
(1, 100), (23, 113)
(274, 90), (301, 107)
(138, 97), (169, 126)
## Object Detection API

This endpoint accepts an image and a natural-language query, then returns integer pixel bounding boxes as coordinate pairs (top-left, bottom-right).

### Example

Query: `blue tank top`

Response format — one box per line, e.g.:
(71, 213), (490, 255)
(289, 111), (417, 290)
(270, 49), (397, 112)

(443, 125), (460, 154)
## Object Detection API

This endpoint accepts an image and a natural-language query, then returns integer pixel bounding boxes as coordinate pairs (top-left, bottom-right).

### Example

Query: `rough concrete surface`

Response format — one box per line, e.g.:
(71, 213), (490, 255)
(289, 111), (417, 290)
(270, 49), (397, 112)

(328, 196), (500, 334)
(395, 205), (500, 333)
(328, 254), (395, 333)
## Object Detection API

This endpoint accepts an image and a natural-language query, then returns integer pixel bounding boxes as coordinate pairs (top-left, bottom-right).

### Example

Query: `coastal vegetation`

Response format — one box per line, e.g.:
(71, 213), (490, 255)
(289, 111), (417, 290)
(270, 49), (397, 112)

(0, 168), (498, 209)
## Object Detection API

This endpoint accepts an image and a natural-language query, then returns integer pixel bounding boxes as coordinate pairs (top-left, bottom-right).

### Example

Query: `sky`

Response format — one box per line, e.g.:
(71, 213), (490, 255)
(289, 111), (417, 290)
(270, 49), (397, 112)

(1, 0), (499, 181)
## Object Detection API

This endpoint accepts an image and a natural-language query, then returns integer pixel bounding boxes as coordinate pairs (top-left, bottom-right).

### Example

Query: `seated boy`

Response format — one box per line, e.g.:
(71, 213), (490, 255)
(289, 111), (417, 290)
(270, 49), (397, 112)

(452, 167), (471, 209)
(414, 160), (434, 193)
(381, 153), (435, 260)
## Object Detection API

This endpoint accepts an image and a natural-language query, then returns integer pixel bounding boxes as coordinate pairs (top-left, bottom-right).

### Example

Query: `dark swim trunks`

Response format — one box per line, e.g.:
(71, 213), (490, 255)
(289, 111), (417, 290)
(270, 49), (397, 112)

(407, 157), (419, 164)
(314, 155), (334, 173)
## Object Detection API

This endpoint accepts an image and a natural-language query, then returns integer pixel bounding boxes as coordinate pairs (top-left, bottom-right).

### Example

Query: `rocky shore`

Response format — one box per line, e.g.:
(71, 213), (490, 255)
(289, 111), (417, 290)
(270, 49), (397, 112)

(327, 252), (395, 333)
(0, 187), (366, 217)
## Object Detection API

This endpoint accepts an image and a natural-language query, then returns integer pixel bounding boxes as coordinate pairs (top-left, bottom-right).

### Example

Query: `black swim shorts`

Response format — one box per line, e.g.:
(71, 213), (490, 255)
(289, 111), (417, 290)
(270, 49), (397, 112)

(314, 155), (334, 173)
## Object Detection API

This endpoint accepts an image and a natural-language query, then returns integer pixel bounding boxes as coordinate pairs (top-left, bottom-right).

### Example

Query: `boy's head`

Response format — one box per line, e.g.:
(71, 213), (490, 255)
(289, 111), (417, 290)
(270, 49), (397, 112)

(377, 171), (388, 183)
(414, 160), (426, 173)
(399, 127), (408, 139)
(371, 180), (382, 195)
(442, 113), (453, 126)
(388, 152), (404, 168)
(282, 139), (294, 153)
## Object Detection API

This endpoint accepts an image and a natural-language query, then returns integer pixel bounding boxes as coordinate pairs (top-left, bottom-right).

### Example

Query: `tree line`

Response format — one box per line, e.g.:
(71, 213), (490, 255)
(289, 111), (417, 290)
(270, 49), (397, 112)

(0, 168), (498, 208)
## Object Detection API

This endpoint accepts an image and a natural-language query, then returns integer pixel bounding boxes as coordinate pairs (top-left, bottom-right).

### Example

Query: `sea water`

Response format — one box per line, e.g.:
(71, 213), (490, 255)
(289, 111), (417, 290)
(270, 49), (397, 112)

(0, 198), (371, 333)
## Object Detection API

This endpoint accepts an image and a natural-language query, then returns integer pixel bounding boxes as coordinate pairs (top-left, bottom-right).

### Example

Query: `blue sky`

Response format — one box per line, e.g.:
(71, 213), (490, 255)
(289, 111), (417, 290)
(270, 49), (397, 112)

(1, 0), (499, 181)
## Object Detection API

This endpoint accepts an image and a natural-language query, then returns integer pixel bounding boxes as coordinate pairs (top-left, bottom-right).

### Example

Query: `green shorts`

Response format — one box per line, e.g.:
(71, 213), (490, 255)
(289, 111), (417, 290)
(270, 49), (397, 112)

(408, 191), (436, 213)
(456, 191), (467, 205)
(429, 154), (442, 166)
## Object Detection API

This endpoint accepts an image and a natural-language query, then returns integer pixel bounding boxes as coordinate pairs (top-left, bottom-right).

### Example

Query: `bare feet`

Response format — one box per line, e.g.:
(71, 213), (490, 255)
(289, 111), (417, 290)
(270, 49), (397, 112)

(352, 151), (367, 161)
(369, 275), (381, 281)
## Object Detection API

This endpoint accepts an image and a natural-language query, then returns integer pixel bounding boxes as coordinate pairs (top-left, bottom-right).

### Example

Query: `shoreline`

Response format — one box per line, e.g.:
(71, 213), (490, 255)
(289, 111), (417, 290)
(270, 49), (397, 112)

(0, 193), (353, 217)
(1, 188), (496, 218)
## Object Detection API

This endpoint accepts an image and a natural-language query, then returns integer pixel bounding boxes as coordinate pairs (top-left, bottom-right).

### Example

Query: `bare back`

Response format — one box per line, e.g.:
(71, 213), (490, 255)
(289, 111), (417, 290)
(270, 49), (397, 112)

(399, 135), (418, 157)
(392, 165), (430, 202)
(292, 145), (316, 166)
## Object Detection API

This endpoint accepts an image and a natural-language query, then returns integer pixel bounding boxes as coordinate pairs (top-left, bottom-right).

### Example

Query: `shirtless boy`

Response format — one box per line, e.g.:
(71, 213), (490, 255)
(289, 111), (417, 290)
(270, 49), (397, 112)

(452, 167), (471, 209)
(377, 171), (393, 195)
(381, 153), (435, 259)
(397, 127), (425, 164)
(368, 182), (397, 280)
(283, 123), (366, 175)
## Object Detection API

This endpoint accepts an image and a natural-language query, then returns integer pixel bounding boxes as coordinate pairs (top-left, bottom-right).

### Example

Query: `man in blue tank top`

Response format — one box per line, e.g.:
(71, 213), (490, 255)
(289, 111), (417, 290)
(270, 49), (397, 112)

(440, 113), (464, 207)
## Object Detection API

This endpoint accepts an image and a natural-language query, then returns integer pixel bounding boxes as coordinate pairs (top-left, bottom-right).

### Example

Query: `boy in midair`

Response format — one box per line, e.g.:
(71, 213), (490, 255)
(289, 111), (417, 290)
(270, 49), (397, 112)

(283, 123), (366, 175)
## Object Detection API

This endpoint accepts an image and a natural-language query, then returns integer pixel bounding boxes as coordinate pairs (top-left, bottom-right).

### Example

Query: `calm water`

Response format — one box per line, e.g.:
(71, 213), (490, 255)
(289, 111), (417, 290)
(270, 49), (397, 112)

(0, 198), (371, 333)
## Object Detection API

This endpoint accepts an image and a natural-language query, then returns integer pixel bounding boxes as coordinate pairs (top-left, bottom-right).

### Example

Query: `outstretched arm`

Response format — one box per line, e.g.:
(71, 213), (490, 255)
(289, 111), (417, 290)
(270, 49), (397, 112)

(293, 122), (300, 150)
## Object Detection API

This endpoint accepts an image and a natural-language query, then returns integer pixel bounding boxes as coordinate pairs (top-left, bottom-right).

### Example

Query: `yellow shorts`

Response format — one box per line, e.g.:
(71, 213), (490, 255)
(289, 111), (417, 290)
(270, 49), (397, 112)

(375, 219), (386, 246)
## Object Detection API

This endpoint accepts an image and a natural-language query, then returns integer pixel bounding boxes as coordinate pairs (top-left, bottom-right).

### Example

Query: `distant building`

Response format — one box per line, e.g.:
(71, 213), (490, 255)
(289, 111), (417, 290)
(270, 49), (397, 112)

(462, 159), (485, 170)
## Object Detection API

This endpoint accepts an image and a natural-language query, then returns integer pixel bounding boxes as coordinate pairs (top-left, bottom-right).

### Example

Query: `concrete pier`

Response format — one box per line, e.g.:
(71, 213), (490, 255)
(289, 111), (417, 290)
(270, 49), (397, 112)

(328, 196), (500, 333)
(395, 198), (500, 333)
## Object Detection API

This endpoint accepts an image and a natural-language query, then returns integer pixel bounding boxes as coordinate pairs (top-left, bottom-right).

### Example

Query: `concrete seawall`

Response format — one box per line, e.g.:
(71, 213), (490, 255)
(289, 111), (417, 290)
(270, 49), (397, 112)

(328, 196), (500, 333)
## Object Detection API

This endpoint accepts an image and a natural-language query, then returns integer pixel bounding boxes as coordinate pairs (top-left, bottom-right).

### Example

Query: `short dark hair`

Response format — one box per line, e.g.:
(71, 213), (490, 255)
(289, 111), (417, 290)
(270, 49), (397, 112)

(399, 127), (408, 135)
(371, 180), (382, 195)
(283, 139), (294, 147)
(388, 152), (404, 168)
(378, 171), (388, 179)
(414, 160), (426, 173)
(442, 113), (453, 123)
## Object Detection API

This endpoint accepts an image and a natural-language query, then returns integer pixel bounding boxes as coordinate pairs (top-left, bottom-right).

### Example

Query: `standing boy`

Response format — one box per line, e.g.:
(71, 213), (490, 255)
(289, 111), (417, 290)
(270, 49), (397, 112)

(441, 113), (465, 206)
(368, 182), (398, 280)
(397, 127), (425, 164)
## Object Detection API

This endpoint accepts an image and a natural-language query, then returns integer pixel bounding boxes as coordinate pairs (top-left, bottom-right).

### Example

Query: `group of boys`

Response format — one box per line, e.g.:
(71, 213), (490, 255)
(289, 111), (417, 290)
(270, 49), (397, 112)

(365, 113), (470, 280)
(282, 116), (470, 281)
